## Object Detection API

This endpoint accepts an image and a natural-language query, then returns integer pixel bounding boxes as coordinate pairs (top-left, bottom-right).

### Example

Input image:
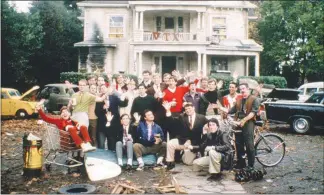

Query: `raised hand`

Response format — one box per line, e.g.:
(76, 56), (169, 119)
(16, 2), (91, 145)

(232, 71), (238, 81)
(172, 70), (181, 79)
(133, 112), (141, 124)
(105, 111), (114, 127)
(35, 99), (46, 111)
(162, 101), (171, 111)
(151, 64), (156, 74)
(217, 80), (223, 89)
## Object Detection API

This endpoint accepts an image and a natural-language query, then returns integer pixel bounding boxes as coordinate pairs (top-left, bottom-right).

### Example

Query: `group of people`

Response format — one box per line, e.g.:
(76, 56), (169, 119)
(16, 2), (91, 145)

(36, 66), (260, 180)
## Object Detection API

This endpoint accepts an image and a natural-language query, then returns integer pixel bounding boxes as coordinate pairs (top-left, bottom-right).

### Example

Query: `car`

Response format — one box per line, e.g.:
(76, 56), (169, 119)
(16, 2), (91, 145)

(262, 88), (301, 103)
(36, 83), (79, 113)
(264, 92), (324, 134)
(298, 82), (324, 102)
(1, 86), (40, 119)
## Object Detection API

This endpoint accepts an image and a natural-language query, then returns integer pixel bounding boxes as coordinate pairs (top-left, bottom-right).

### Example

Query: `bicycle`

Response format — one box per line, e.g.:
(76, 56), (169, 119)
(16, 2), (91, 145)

(225, 112), (286, 167)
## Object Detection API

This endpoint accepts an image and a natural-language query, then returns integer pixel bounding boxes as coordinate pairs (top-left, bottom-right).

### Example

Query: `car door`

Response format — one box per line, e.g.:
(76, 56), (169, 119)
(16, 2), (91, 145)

(48, 87), (62, 111)
(1, 91), (11, 116)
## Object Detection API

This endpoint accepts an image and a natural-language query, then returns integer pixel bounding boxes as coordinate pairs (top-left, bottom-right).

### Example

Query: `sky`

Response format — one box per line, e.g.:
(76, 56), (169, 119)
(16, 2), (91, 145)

(9, 1), (32, 13)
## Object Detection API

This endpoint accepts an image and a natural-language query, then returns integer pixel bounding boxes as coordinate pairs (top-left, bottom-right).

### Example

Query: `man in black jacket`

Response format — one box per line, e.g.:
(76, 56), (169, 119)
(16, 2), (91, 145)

(115, 114), (137, 170)
(162, 102), (208, 169)
(192, 118), (232, 181)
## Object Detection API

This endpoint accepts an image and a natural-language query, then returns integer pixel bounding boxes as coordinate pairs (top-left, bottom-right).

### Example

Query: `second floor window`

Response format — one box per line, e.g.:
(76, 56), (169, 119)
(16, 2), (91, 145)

(109, 16), (124, 38)
(211, 17), (226, 41)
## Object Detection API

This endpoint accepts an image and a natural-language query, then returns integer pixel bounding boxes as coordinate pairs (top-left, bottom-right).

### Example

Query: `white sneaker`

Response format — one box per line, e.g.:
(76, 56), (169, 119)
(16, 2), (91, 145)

(136, 163), (144, 171)
(82, 142), (96, 153)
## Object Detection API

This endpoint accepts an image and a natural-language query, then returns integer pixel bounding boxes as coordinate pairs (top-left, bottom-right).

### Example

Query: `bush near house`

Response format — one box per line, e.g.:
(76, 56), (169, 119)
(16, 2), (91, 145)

(60, 72), (287, 89)
(237, 76), (287, 88)
(60, 72), (138, 85)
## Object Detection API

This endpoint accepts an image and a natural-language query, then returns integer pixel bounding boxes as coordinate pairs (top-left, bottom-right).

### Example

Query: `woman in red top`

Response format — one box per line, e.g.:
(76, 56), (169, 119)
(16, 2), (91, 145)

(36, 105), (96, 153)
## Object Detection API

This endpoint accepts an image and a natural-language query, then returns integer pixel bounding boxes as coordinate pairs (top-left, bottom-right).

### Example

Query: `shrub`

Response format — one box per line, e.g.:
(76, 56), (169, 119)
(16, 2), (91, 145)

(238, 76), (287, 88)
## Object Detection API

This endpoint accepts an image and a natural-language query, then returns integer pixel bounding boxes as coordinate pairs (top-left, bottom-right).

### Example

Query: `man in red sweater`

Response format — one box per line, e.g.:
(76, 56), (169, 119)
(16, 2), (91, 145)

(163, 76), (198, 115)
(36, 105), (96, 153)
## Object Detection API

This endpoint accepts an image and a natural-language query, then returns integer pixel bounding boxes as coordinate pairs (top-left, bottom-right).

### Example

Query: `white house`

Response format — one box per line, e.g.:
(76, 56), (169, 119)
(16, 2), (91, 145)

(74, 1), (263, 77)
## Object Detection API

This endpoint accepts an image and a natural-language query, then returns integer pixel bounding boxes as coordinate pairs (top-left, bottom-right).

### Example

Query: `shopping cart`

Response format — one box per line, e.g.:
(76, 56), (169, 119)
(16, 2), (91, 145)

(43, 123), (83, 171)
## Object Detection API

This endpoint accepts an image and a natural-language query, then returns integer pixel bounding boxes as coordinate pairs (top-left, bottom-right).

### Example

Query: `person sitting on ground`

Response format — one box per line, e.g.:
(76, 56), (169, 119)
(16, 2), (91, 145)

(133, 110), (166, 171)
(192, 118), (232, 181)
(162, 102), (207, 170)
(115, 114), (137, 170)
(36, 103), (96, 153)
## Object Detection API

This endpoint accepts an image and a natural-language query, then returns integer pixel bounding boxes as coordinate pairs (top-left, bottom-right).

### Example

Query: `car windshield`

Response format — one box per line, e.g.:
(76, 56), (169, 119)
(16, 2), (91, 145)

(305, 94), (324, 104)
(306, 88), (317, 95)
(8, 90), (21, 97)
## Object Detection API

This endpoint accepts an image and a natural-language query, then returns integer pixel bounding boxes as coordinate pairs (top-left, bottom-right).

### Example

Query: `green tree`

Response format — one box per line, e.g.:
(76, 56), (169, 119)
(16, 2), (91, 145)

(1, 1), (43, 90)
(257, 1), (324, 85)
(29, 1), (83, 86)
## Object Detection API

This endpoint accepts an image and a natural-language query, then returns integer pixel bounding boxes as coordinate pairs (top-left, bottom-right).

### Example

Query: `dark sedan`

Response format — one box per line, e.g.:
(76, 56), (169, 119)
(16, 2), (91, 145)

(36, 84), (78, 112)
(264, 92), (324, 134)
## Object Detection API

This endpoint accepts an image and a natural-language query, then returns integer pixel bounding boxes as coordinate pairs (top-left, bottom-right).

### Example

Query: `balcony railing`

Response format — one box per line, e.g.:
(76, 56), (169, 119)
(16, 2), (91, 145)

(143, 32), (197, 42)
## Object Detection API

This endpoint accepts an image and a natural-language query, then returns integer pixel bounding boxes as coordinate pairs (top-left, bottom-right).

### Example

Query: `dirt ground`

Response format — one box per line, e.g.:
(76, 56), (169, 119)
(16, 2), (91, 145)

(1, 119), (324, 194)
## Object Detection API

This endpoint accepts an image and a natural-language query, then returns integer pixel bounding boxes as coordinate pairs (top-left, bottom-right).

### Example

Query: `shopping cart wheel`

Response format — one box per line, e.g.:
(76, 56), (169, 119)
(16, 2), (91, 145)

(45, 164), (52, 172)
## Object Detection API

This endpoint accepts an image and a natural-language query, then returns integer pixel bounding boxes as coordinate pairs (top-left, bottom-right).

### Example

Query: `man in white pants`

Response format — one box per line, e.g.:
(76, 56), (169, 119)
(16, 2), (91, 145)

(192, 118), (232, 181)
(68, 79), (105, 127)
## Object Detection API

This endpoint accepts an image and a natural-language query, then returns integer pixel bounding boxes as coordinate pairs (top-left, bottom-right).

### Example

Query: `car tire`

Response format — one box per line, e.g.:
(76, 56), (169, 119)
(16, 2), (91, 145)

(16, 109), (28, 119)
(291, 117), (311, 134)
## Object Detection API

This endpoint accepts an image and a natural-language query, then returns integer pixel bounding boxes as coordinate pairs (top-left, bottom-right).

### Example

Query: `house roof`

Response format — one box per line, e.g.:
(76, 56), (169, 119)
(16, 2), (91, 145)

(207, 39), (263, 52)
(74, 41), (117, 48)
(78, 1), (257, 9)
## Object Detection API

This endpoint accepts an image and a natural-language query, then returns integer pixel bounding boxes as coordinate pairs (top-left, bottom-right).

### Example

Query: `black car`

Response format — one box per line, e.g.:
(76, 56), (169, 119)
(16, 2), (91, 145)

(262, 88), (301, 102)
(36, 84), (79, 112)
(264, 92), (324, 134)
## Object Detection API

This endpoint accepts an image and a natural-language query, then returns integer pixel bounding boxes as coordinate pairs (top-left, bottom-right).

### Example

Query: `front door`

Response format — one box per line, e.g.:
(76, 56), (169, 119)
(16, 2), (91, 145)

(162, 56), (176, 75)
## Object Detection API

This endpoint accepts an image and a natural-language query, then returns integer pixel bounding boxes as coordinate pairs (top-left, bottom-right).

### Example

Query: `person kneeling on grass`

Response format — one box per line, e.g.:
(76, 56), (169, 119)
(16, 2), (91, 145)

(192, 118), (232, 181)
(36, 103), (96, 153)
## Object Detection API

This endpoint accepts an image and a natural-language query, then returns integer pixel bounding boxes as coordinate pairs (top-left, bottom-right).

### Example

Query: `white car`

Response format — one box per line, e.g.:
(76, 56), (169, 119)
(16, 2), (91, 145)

(298, 82), (324, 102)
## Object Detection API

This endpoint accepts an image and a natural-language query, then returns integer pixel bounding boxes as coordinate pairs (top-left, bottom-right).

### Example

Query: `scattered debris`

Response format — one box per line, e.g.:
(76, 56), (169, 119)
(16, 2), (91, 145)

(155, 176), (187, 194)
(110, 183), (145, 194)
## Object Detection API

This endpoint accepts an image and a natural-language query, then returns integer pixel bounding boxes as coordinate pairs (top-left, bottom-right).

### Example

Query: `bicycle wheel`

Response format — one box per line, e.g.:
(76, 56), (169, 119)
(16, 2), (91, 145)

(255, 134), (286, 167)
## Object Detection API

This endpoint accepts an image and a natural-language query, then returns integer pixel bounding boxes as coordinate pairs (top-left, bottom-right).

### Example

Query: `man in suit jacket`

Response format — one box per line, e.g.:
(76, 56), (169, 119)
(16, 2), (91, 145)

(115, 114), (137, 170)
(162, 102), (208, 169)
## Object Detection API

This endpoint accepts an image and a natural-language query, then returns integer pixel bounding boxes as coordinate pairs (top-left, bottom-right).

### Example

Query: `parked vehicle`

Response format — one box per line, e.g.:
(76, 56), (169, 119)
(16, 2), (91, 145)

(262, 88), (301, 103)
(1, 86), (40, 119)
(298, 82), (324, 102)
(36, 84), (78, 113)
(264, 92), (324, 134)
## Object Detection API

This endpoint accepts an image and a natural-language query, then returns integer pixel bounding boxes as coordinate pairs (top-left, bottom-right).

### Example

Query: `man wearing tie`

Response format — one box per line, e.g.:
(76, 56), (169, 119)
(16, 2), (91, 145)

(133, 110), (166, 171)
(162, 102), (208, 170)
(115, 114), (137, 170)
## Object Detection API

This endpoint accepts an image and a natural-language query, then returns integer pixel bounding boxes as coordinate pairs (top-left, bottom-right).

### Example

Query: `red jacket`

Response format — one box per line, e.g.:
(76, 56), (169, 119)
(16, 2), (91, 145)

(38, 109), (78, 130)
(222, 93), (242, 109)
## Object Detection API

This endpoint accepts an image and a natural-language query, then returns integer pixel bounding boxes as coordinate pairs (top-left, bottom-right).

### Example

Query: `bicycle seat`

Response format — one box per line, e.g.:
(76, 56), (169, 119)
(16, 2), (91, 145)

(255, 121), (263, 127)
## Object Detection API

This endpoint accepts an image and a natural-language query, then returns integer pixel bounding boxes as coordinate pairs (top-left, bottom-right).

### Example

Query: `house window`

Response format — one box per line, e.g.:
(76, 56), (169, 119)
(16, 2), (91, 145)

(156, 16), (162, 31)
(178, 17), (183, 32)
(211, 57), (228, 71)
(211, 17), (226, 41)
(109, 16), (124, 38)
(165, 17), (174, 29)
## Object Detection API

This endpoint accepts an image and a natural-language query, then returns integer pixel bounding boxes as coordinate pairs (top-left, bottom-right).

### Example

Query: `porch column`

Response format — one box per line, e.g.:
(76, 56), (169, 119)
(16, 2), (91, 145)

(202, 13), (205, 29)
(139, 11), (144, 30)
(255, 53), (260, 76)
(135, 11), (139, 29)
(197, 12), (201, 29)
(133, 51), (138, 73)
(138, 51), (143, 76)
(197, 52), (201, 72)
(202, 53), (207, 76)
(105, 48), (114, 73)
(246, 57), (249, 76)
